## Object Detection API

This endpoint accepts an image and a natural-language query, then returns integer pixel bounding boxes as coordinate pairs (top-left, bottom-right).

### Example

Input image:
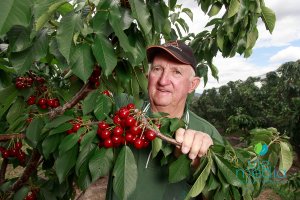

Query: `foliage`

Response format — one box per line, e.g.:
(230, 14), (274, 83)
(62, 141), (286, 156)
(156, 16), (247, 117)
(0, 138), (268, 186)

(190, 60), (300, 148)
(0, 0), (282, 199)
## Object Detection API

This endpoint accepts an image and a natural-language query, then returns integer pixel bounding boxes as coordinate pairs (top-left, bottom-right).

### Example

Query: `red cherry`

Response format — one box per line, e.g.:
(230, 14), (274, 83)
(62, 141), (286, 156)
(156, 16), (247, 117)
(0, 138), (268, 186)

(130, 125), (142, 135)
(24, 193), (36, 200)
(15, 142), (22, 150)
(66, 129), (74, 134)
(125, 116), (136, 127)
(39, 104), (48, 109)
(53, 98), (60, 108)
(15, 82), (24, 89)
(72, 123), (81, 132)
(118, 108), (130, 119)
(127, 103), (135, 110)
(36, 77), (45, 84)
(145, 129), (156, 141)
(10, 148), (18, 157)
(113, 126), (123, 136)
(125, 133), (134, 143)
(143, 140), (150, 148)
(100, 129), (111, 140)
(103, 138), (113, 148)
(27, 96), (36, 105)
(17, 151), (26, 162)
(2, 150), (10, 159)
(112, 136), (122, 147)
(95, 81), (100, 88)
(113, 115), (121, 125)
(134, 138), (144, 149)
(98, 121), (109, 130)
(38, 98), (47, 105)
(47, 99), (55, 107)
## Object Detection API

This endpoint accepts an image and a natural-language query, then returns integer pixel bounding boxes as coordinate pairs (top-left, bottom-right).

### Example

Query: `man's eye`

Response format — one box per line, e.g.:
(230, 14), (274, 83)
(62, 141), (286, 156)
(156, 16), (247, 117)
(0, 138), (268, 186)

(174, 70), (181, 75)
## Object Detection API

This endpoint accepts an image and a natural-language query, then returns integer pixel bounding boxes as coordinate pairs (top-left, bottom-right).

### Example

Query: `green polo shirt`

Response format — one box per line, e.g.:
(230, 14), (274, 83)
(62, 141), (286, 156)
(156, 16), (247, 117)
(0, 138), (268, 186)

(106, 106), (224, 200)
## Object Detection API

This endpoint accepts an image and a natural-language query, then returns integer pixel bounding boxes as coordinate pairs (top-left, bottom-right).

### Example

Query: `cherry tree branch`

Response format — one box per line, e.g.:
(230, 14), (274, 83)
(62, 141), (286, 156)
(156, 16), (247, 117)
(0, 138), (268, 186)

(0, 133), (25, 141)
(6, 149), (41, 198)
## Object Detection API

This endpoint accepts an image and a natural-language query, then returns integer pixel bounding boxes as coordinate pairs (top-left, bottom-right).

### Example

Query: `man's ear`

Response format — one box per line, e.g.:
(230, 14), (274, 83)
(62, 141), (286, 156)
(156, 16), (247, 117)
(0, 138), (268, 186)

(188, 77), (200, 93)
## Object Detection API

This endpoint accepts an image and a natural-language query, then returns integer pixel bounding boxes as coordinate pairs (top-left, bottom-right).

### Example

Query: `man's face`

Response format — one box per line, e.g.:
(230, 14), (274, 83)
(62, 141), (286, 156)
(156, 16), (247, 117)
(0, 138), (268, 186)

(148, 52), (200, 113)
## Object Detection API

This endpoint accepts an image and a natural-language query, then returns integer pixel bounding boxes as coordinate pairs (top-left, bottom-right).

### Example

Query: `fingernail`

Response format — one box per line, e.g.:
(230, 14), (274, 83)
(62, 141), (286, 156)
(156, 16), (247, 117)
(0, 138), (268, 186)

(182, 147), (189, 154)
(189, 154), (196, 160)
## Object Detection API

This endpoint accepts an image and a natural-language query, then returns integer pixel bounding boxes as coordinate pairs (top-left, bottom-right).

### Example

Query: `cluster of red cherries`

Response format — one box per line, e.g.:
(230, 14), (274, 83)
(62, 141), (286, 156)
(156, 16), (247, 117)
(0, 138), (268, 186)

(97, 103), (157, 149)
(24, 188), (39, 200)
(15, 76), (45, 90)
(27, 95), (60, 109)
(66, 118), (83, 135)
(0, 141), (26, 164)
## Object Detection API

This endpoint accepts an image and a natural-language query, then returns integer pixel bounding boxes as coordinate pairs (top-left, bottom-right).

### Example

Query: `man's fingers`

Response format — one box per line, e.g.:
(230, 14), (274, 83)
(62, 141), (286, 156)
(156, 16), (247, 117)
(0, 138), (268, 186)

(181, 129), (195, 154)
(188, 134), (203, 160)
(198, 134), (213, 157)
(175, 128), (185, 143)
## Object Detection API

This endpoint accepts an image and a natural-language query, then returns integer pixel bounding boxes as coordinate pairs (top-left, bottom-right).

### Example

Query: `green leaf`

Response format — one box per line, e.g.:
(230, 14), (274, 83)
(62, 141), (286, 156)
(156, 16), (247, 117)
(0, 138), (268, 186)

(58, 130), (82, 154)
(182, 8), (193, 21)
(70, 44), (94, 83)
(49, 123), (73, 136)
(77, 162), (92, 190)
(26, 117), (45, 147)
(208, 3), (222, 17)
(44, 115), (73, 129)
(279, 141), (293, 174)
(185, 155), (212, 199)
(169, 155), (191, 183)
(55, 145), (78, 183)
(152, 138), (162, 158)
(7, 26), (31, 52)
(56, 12), (82, 62)
(133, 67), (148, 94)
(0, 0), (32, 36)
(10, 29), (49, 74)
(89, 148), (114, 182)
(128, 0), (152, 35)
(214, 155), (244, 187)
(82, 90), (99, 115)
(168, 0), (177, 10)
(79, 129), (97, 150)
(113, 146), (138, 200)
(42, 134), (64, 159)
(75, 142), (97, 175)
(170, 118), (185, 132)
(6, 97), (25, 125)
(261, 6), (276, 33)
(35, 0), (67, 31)
(209, 63), (219, 80)
(13, 186), (29, 200)
(246, 27), (258, 49)
(92, 34), (117, 76)
(94, 95), (112, 121)
(227, 0), (240, 18)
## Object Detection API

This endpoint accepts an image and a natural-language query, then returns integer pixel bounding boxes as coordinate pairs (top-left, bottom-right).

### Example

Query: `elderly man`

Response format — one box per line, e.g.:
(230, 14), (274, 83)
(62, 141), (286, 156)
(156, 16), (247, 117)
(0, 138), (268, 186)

(106, 40), (224, 200)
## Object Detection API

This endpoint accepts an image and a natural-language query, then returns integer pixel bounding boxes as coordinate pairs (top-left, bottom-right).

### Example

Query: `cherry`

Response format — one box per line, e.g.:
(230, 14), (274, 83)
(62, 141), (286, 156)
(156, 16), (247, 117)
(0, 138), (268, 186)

(125, 116), (136, 127)
(66, 129), (74, 134)
(127, 103), (135, 110)
(52, 98), (60, 108)
(125, 133), (134, 142)
(2, 150), (10, 159)
(15, 142), (22, 150)
(39, 104), (48, 109)
(130, 125), (142, 135)
(99, 129), (111, 140)
(145, 129), (156, 141)
(118, 108), (130, 119)
(134, 138), (144, 149)
(113, 126), (123, 136)
(112, 136), (122, 147)
(103, 138), (113, 148)
(24, 193), (36, 200)
(36, 77), (45, 84)
(102, 90), (112, 97)
(27, 96), (36, 105)
(143, 140), (150, 148)
(47, 99), (55, 107)
(72, 123), (81, 132)
(113, 115), (122, 125)
(38, 98), (47, 105)
(98, 121), (109, 130)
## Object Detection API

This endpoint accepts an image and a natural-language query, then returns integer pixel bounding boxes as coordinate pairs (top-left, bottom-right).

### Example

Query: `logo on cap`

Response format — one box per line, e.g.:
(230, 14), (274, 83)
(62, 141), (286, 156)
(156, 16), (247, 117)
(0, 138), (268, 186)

(163, 41), (183, 52)
(254, 142), (268, 156)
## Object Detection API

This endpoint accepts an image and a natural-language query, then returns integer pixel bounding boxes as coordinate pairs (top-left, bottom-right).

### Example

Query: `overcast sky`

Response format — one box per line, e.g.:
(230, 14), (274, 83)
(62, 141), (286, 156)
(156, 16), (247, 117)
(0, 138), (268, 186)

(177, 0), (300, 93)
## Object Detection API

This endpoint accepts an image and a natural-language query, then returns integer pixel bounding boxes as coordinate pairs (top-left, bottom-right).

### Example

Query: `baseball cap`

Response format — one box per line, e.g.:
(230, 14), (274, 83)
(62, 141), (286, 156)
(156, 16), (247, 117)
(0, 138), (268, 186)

(146, 40), (197, 71)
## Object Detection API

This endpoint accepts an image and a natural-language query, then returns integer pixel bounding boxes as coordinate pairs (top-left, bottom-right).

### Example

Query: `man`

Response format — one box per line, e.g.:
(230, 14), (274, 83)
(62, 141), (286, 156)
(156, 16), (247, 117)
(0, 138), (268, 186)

(106, 40), (223, 200)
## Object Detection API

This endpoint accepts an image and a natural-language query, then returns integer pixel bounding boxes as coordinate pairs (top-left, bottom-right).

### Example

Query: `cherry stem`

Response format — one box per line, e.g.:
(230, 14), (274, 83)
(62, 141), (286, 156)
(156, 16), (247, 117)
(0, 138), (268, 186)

(136, 109), (181, 146)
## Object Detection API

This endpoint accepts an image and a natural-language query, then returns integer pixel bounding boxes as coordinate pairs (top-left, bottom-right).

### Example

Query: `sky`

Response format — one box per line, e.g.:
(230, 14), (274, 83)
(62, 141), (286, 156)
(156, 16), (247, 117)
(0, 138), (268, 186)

(177, 0), (300, 93)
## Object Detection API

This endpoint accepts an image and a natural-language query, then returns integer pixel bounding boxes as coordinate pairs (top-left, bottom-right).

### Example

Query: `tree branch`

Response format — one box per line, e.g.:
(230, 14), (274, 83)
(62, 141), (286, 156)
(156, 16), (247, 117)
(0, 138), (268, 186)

(0, 133), (25, 141)
(6, 149), (41, 198)
(48, 82), (93, 119)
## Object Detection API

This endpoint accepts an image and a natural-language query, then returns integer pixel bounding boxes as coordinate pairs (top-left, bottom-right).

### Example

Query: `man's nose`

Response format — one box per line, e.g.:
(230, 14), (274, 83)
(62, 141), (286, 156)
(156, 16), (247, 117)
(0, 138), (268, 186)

(158, 71), (170, 85)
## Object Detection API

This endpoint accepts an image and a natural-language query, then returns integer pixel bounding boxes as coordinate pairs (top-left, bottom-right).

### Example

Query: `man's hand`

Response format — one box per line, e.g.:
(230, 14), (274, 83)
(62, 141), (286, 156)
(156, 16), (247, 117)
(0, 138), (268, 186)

(175, 128), (213, 160)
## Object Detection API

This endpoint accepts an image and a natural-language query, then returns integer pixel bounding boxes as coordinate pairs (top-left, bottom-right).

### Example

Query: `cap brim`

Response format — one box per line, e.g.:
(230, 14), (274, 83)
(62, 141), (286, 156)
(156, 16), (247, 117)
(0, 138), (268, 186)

(146, 45), (191, 66)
